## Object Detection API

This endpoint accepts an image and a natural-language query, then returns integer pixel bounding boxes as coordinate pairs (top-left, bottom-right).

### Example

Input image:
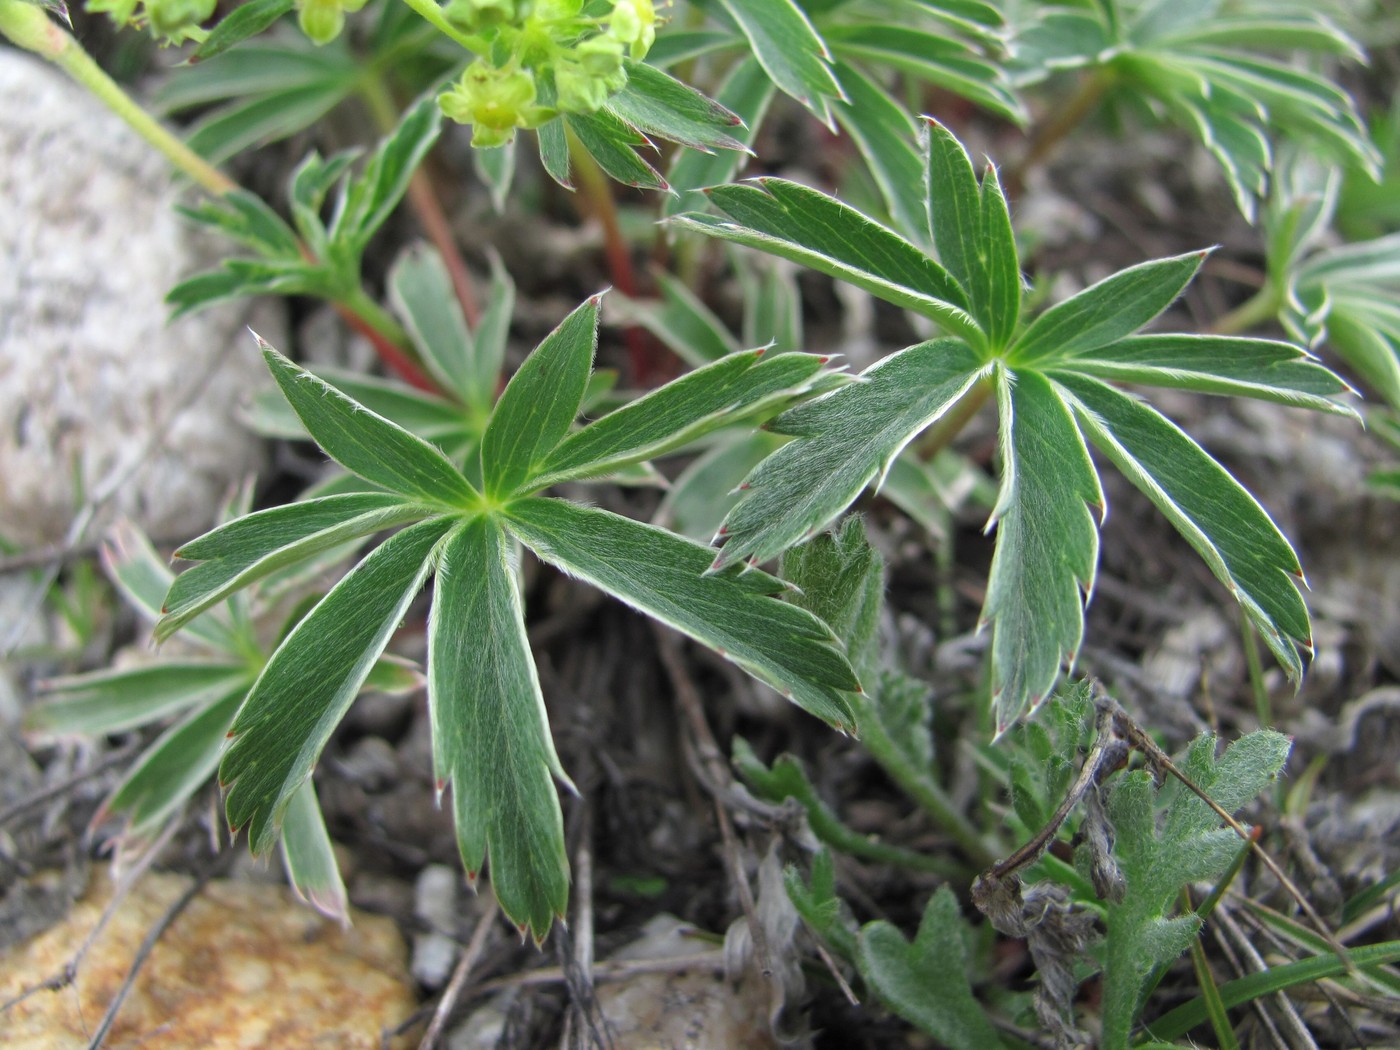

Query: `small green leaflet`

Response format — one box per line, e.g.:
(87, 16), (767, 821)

(220, 517), (452, 854)
(261, 340), (478, 507)
(429, 517), (569, 943)
(1098, 730), (1291, 1048)
(157, 492), (428, 641)
(504, 498), (859, 730)
(711, 340), (986, 569)
(715, 0), (845, 127)
(982, 368), (1102, 732)
(481, 295), (600, 497)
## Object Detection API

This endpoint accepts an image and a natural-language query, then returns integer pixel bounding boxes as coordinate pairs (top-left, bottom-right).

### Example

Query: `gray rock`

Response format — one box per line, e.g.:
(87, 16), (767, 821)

(0, 51), (278, 550)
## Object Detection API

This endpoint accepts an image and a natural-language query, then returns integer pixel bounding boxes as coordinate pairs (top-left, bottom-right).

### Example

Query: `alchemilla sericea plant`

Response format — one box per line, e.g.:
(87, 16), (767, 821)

(8, 0), (1400, 1042)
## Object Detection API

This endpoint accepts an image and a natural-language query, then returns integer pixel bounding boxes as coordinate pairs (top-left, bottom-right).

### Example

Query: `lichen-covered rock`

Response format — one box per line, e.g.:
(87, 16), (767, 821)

(0, 51), (276, 549)
(0, 869), (418, 1048)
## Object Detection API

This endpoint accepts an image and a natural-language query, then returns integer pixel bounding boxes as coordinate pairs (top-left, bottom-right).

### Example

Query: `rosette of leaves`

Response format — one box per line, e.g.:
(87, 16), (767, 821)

(25, 510), (418, 923)
(153, 295), (858, 939)
(1008, 0), (1379, 220)
(673, 120), (1358, 732)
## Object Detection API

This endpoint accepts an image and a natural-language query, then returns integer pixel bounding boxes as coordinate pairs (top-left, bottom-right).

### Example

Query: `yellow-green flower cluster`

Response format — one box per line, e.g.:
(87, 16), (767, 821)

(437, 0), (659, 147)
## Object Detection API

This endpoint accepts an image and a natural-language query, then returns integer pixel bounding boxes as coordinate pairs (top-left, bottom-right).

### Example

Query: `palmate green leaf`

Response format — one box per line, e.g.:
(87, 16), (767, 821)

(1053, 372), (1311, 680)
(481, 295), (600, 497)
(157, 493), (428, 642)
(100, 687), (246, 839)
(26, 663), (249, 738)
(281, 776), (349, 924)
(505, 498), (859, 730)
(607, 61), (747, 155)
(261, 340), (478, 507)
(715, 0), (845, 127)
(532, 349), (830, 488)
(1071, 334), (1356, 414)
(672, 179), (977, 338)
(429, 517), (569, 942)
(711, 340), (986, 569)
(221, 516), (453, 854)
(1008, 250), (1207, 366)
(982, 368), (1102, 732)
(857, 888), (1006, 1050)
(1098, 730), (1291, 1048)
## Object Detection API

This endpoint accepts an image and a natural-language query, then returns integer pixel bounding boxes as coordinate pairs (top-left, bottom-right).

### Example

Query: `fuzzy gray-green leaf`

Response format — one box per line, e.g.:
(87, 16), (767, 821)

(221, 517), (452, 855)
(715, 0), (844, 126)
(158, 493), (427, 642)
(506, 498), (858, 730)
(1055, 372), (1310, 680)
(713, 339), (986, 570)
(858, 888), (1007, 1050)
(982, 368), (1102, 732)
(672, 179), (976, 336)
(281, 779), (349, 924)
(261, 341), (478, 507)
(429, 517), (569, 942)
(482, 295), (600, 497)
(1070, 334), (1356, 415)
(534, 349), (829, 487)
(1009, 250), (1207, 366)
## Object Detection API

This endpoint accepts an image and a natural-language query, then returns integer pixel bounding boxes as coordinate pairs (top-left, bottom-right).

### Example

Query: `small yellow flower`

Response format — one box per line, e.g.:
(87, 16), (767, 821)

(439, 60), (548, 148)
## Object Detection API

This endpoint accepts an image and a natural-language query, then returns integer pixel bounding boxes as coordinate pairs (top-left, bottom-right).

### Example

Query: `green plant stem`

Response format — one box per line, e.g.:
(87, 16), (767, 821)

(1240, 615), (1272, 727)
(336, 288), (439, 394)
(1006, 68), (1114, 196)
(915, 375), (993, 461)
(0, 0), (437, 391)
(1210, 285), (1281, 337)
(851, 694), (997, 867)
(393, 0), (485, 53)
(1182, 887), (1241, 1050)
(358, 70), (482, 328)
(0, 0), (233, 197)
(565, 126), (659, 382)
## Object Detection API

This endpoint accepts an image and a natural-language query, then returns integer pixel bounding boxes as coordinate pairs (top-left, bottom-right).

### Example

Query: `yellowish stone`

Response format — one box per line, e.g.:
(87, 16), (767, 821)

(0, 869), (418, 1049)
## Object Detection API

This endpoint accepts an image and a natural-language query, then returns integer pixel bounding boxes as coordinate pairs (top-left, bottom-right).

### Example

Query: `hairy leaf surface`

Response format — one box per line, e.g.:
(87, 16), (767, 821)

(535, 350), (829, 487)
(158, 493), (426, 641)
(505, 498), (858, 729)
(482, 295), (600, 497)
(982, 369), (1102, 731)
(430, 518), (569, 941)
(221, 517), (452, 854)
(713, 340), (986, 569)
(1055, 372), (1310, 679)
(715, 0), (844, 126)
(262, 342), (478, 507)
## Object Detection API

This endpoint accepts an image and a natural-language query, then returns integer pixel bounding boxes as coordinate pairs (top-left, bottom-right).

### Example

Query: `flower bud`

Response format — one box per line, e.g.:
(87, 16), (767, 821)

(554, 35), (624, 113)
(607, 0), (655, 60)
(438, 60), (545, 147)
(297, 0), (345, 44)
